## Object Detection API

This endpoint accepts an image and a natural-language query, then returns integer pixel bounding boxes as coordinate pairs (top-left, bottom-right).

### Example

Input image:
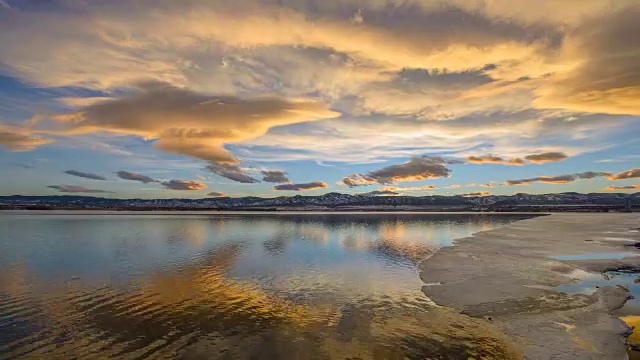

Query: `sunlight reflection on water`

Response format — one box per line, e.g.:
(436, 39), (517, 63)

(0, 212), (532, 359)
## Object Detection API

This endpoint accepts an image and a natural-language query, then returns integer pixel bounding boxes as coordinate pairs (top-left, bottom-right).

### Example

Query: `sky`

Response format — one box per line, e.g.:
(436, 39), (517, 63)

(0, 0), (639, 199)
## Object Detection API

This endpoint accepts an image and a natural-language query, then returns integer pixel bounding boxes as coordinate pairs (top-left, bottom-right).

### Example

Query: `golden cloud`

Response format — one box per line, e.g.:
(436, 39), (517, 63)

(207, 191), (227, 198)
(462, 191), (492, 197)
(604, 185), (640, 191)
(161, 180), (208, 191)
(534, 9), (640, 115)
(42, 83), (338, 182)
(467, 152), (568, 166)
(342, 156), (451, 187)
(0, 124), (52, 152)
(608, 168), (640, 181)
(466, 155), (524, 166)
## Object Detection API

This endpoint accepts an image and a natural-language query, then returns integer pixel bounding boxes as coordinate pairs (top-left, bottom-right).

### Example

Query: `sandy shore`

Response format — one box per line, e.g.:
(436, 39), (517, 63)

(420, 213), (640, 359)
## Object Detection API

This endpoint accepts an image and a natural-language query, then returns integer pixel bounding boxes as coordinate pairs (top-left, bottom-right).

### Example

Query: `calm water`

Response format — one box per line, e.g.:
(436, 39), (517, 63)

(0, 212), (533, 359)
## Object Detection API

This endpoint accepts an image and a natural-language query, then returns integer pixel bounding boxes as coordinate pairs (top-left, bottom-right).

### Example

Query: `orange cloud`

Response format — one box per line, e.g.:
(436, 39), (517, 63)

(467, 152), (568, 166)
(207, 191), (227, 198)
(608, 168), (640, 181)
(0, 124), (51, 152)
(462, 191), (492, 197)
(604, 185), (640, 191)
(161, 180), (208, 191)
(466, 155), (524, 166)
(42, 83), (338, 182)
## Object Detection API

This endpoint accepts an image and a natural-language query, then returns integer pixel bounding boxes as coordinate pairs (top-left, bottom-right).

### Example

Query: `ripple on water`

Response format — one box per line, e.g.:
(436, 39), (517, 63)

(0, 213), (534, 359)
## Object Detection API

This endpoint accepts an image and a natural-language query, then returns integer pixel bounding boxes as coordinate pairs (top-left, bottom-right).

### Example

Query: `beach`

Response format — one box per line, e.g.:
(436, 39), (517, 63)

(420, 213), (640, 359)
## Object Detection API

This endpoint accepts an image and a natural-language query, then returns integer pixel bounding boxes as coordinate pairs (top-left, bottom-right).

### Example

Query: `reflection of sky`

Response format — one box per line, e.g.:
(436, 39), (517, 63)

(554, 271), (640, 316)
(0, 213), (533, 358)
(0, 213), (528, 297)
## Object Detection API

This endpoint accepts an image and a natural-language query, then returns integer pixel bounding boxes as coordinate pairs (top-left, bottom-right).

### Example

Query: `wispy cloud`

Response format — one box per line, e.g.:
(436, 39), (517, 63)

(504, 171), (612, 185)
(466, 152), (568, 166)
(272, 181), (328, 191)
(604, 185), (640, 191)
(64, 170), (107, 181)
(116, 170), (158, 184)
(47, 185), (113, 193)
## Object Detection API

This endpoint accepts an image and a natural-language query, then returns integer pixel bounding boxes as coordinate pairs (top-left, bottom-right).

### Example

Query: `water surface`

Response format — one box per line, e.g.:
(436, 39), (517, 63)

(0, 212), (533, 359)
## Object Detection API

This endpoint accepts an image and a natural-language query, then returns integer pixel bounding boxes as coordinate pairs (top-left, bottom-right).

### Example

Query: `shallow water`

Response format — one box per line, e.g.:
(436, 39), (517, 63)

(550, 252), (640, 261)
(0, 212), (532, 359)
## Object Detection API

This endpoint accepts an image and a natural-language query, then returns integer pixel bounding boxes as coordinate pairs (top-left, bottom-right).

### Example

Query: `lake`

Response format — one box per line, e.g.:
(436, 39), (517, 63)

(0, 212), (534, 359)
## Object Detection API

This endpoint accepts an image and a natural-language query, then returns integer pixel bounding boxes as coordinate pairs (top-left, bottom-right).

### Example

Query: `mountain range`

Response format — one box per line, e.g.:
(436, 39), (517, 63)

(1, 192), (638, 211)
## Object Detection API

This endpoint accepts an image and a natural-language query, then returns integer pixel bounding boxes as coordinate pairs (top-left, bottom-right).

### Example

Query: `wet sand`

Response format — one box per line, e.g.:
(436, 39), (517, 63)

(420, 213), (640, 359)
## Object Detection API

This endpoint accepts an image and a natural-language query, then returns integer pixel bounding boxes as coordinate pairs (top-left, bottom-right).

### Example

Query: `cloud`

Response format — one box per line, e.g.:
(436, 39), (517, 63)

(466, 152), (568, 166)
(504, 175), (577, 185)
(47, 185), (113, 193)
(466, 155), (524, 166)
(206, 164), (260, 184)
(272, 181), (328, 191)
(244, 110), (613, 165)
(340, 174), (378, 187)
(504, 171), (612, 185)
(341, 156), (451, 187)
(1, 0), (638, 183)
(608, 168), (640, 181)
(116, 170), (158, 184)
(261, 170), (290, 183)
(523, 152), (568, 164)
(161, 180), (208, 191)
(604, 185), (640, 191)
(43, 83), (337, 182)
(207, 191), (227, 197)
(446, 184), (462, 189)
(534, 9), (640, 115)
(64, 170), (107, 181)
(576, 171), (613, 179)
(462, 191), (492, 197)
(0, 124), (51, 152)
(360, 189), (401, 197)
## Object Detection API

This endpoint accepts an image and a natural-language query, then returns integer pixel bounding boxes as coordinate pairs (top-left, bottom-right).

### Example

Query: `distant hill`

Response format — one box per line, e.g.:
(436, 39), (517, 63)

(1, 192), (638, 211)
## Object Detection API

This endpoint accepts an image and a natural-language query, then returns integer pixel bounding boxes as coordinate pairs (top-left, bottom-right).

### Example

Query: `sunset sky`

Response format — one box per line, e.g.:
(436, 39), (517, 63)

(1, 0), (639, 198)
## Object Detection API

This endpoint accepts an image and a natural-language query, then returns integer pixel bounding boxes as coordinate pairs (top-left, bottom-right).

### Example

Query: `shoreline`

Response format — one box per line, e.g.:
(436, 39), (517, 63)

(420, 213), (640, 359)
